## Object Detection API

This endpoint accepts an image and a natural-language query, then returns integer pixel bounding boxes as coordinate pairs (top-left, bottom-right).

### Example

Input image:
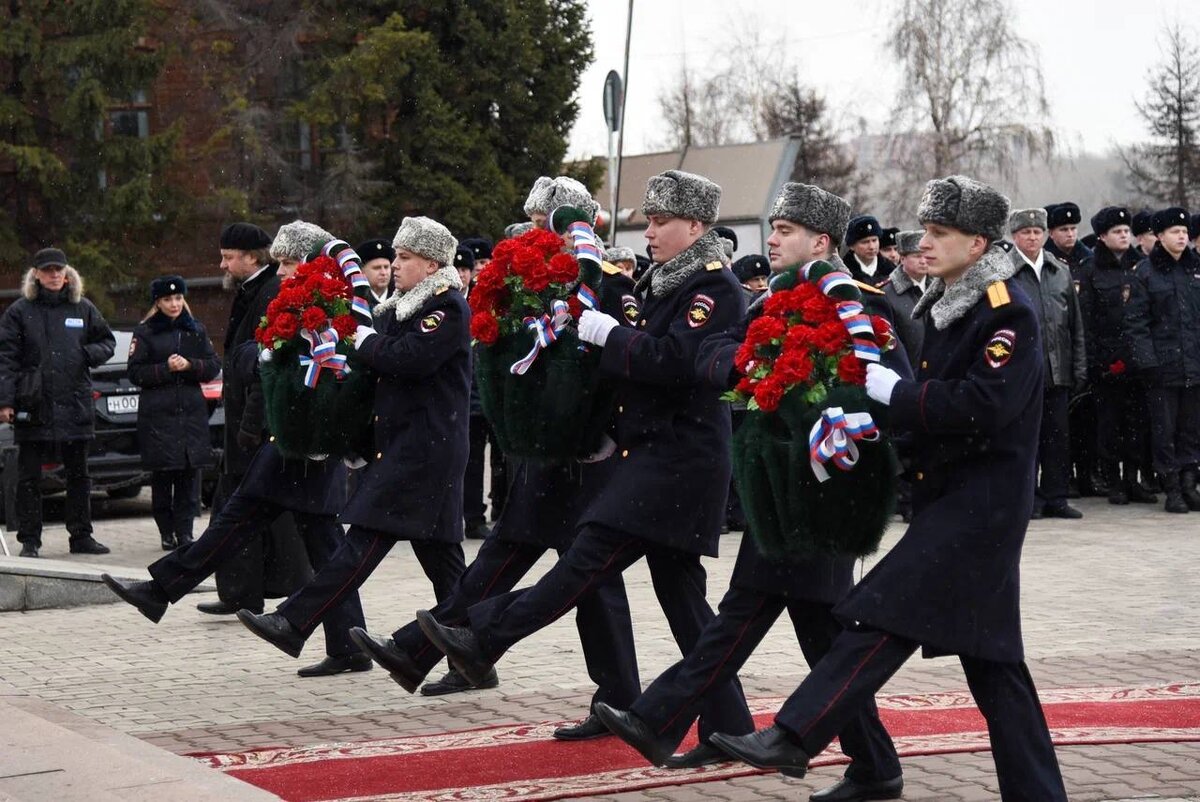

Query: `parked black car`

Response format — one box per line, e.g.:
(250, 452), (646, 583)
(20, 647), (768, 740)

(0, 330), (225, 530)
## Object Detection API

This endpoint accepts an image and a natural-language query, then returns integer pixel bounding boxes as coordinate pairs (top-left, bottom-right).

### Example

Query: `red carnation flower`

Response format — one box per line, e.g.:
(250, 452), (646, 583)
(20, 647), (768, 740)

(837, 354), (867, 385)
(471, 311), (500, 345)
(567, 296), (584, 319)
(745, 315), (786, 347)
(331, 314), (357, 339)
(735, 375), (756, 395)
(301, 305), (328, 331)
(274, 312), (300, 340)
(753, 375), (786, 412)
(549, 252), (579, 284)
(812, 320), (849, 355)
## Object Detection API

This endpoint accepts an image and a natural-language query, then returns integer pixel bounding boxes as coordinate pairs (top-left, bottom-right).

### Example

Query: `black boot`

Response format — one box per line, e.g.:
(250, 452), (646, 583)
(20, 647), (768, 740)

(1125, 462), (1158, 504)
(1104, 462), (1128, 505)
(1181, 469), (1200, 512)
(160, 532), (176, 551)
(1163, 474), (1189, 514)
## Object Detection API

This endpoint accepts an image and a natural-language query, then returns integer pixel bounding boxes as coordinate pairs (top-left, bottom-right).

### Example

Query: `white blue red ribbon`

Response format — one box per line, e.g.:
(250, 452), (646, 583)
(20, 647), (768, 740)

(836, 299), (881, 362)
(808, 406), (880, 482)
(510, 299), (573, 375)
(298, 325), (350, 388)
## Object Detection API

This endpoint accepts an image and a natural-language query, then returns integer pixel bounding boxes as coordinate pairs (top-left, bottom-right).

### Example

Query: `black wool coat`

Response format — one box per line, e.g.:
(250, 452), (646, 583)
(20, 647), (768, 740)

(222, 265), (280, 475)
(1077, 243), (1141, 381)
(836, 247), (1043, 662)
(579, 234), (745, 556)
(340, 288), (471, 541)
(236, 441), (347, 515)
(1123, 243), (1200, 387)
(129, 311), (221, 470)
(880, 266), (926, 365)
(842, 251), (895, 288)
(0, 270), (115, 443)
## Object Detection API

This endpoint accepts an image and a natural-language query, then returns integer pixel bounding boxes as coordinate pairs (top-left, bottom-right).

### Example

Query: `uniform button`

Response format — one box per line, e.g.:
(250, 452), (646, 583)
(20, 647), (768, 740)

(639, 319), (646, 327)
(374, 415), (379, 422)
(921, 360), (927, 369)
(618, 405), (624, 413)
(269, 436), (275, 442)
(621, 449), (629, 458)
(376, 452), (383, 459)
(916, 471), (924, 481)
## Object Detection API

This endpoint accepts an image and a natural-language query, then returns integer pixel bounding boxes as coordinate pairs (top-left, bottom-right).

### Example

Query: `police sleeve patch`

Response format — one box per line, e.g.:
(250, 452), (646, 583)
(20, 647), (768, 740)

(419, 311), (446, 333)
(687, 294), (715, 328)
(621, 294), (640, 324)
(985, 328), (1016, 368)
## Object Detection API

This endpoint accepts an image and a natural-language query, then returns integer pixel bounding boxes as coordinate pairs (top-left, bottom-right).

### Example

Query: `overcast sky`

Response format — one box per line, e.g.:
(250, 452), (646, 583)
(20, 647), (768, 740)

(567, 0), (1191, 161)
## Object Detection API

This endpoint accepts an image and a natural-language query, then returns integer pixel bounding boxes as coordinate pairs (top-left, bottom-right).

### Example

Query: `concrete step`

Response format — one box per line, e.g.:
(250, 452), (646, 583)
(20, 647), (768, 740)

(0, 695), (278, 801)
(0, 556), (214, 612)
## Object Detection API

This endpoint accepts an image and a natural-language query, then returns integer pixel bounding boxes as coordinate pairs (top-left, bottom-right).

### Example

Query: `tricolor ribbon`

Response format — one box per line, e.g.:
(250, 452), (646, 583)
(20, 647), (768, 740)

(322, 239), (375, 327)
(800, 260), (882, 362)
(298, 325), (350, 388)
(807, 406), (880, 482)
(510, 299), (572, 375)
(565, 221), (601, 312)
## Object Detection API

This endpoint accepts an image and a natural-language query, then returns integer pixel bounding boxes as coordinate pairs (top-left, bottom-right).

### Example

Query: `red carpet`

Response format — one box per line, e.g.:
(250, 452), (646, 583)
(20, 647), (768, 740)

(193, 683), (1200, 801)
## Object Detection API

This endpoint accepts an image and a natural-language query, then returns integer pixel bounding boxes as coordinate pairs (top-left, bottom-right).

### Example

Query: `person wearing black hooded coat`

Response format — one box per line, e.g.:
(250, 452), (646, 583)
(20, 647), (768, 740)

(129, 276), (221, 550)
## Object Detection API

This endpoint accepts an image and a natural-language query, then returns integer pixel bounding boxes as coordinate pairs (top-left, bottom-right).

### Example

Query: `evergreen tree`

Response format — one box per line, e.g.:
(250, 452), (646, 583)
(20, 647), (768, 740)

(0, 0), (180, 297)
(298, 0), (592, 239)
(1122, 23), (1200, 208)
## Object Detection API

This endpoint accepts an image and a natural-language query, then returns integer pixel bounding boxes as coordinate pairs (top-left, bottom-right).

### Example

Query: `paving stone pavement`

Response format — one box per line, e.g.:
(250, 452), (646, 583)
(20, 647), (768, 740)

(0, 492), (1197, 800)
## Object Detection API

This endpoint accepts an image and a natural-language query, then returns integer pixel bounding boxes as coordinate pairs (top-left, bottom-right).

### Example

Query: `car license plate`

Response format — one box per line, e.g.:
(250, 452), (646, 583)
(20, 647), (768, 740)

(107, 394), (139, 415)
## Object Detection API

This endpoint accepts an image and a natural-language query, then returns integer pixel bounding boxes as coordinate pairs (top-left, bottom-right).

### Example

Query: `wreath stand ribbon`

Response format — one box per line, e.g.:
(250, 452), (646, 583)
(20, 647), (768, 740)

(808, 406), (880, 482)
(298, 325), (350, 388)
(510, 299), (572, 375)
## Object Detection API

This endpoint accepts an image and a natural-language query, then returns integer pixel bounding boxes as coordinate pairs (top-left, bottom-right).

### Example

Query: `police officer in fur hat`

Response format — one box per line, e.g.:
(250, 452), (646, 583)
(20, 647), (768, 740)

(1009, 208), (1087, 519)
(878, 226), (901, 265)
(413, 169), (755, 762)
(1131, 209), (1156, 257)
(236, 217), (476, 661)
(842, 215), (892, 287)
(1043, 202), (1092, 278)
(732, 253), (770, 302)
(523, 176), (598, 229)
(708, 176), (1068, 802)
(1077, 207), (1159, 506)
(598, 181), (908, 799)
(357, 238), (395, 309)
(1124, 207), (1200, 513)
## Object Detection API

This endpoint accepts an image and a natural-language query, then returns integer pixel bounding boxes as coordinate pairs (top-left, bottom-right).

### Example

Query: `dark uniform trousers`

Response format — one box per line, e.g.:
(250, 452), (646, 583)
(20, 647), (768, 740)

(775, 627), (1067, 802)
(150, 468), (199, 542)
(390, 535), (640, 708)
(148, 489), (366, 657)
(211, 468), (267, 609)
(277, 526), (465, 641)
(631, 591), (900, 781)
(463, 414), (490, 527)
(1036, 386), (1072, 508)
(466, 524), (754, 742)
(17, 440), (92, 546)
(1095, 380), (1146, 466)
(1146, 386), (1200, 474)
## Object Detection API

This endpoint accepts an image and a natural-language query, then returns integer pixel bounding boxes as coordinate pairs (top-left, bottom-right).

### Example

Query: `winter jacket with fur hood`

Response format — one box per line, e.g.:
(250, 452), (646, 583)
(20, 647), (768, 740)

(0, 267), (116, 442)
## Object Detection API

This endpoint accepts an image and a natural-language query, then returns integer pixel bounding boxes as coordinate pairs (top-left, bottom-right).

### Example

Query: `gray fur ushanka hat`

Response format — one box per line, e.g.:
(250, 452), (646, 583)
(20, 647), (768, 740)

(1008, 208), (1048, 233)
(642, 170), (721, 224)
(917, 176), (1010, 242)
(768, 182), (852, 246)
(605, 246), (636, 263)
(896, 230), (924, 256)
(523, 176), (599, 220)
(392, 216), (458, 266)
(271, 220), (334, 262)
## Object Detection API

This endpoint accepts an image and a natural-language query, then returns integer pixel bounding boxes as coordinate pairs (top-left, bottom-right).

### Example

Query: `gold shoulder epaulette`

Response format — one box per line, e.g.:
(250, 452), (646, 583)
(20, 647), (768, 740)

(435, 285), (449, 295)
(987, 281), (1010, 308)
(853, 279), (886, 295)
(601, 261), (621, 275)
(705, 260), (724, 271)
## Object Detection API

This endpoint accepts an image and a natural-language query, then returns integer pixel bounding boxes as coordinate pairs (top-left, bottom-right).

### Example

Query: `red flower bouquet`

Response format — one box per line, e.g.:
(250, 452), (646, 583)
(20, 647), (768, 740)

(469, 224), (612, 461)
(729, 260), (899, 560)
(256, 250), (374, 460)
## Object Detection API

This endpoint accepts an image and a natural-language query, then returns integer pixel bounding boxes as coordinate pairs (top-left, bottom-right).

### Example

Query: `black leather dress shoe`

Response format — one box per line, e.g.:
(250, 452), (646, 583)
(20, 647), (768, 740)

(101, 574), (168, 624)
(664, 742), (727, 768)
(197, 599), (262, 615)
(709, 726), (810, 776)
(18, 544), (38, 558)
(415, 610), (495, 687)
(160, 534), (176, 551)
(552, 713), (610, 741)
(69, 537), (110, 555)
(237, 610), (305, 658)
(296, 652), (373, 678)
(810, 775), (904, 801)
(1042, 502), (1083, 519)
(421, 666), (500, 696)
(349, 627), (425, 693)
(593, 703), (672, 765)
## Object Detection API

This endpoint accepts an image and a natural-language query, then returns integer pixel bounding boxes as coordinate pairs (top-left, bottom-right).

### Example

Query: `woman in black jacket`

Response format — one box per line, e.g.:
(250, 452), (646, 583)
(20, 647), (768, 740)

(129, 276), (220, 549)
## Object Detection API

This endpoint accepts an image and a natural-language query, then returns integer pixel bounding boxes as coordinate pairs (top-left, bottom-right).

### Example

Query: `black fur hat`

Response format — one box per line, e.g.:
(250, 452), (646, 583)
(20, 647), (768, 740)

(1089, 207), (1131, 237)
(1046, 202), (1081, 229)
(151, 275), (187, 301)
(356, 238), (395, 264)
(733, 254), (770, 282)
(1151, 207), (1189, 234)
(453, 245), (476, 270)
(712, 225), (739, 252)
(1131, 209), (1153, 237)
(460, 237), (494, 261)
(879, 227), (900, 249)
(845, 215), (882, 246)
(219, 222), (271, 251)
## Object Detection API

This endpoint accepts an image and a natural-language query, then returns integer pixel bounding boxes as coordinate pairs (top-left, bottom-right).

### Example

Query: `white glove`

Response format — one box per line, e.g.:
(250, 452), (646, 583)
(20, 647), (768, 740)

(865, 363), (902, 405)
(578, 309), (620, 347)
(258, 347), (273, 364)
(580, 434), (617, 463)
(354, 324), (377, 350)
(343, 455), (368, 469)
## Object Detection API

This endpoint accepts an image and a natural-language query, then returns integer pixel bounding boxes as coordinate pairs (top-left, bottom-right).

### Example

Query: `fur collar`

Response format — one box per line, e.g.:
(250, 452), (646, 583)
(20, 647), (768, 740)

(22, 266), (83, 303)
(635, 229), (729, 298)
(146, 310), (198, 333)
(1090, 241), (1124, 272)
(374, 265), (462, 323)
(912, 245), (1017, 330)
(1147, 241), (1200, 272)
(887, 264), (918, 294)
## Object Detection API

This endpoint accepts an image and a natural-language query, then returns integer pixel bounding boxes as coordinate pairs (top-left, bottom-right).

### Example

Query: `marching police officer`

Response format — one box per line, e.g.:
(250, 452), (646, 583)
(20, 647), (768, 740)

(598, 181), (906, 801)
(1124, 207), (1200, 513)
(414, 170), (754, 754)
(707, 176), (1068, 802)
